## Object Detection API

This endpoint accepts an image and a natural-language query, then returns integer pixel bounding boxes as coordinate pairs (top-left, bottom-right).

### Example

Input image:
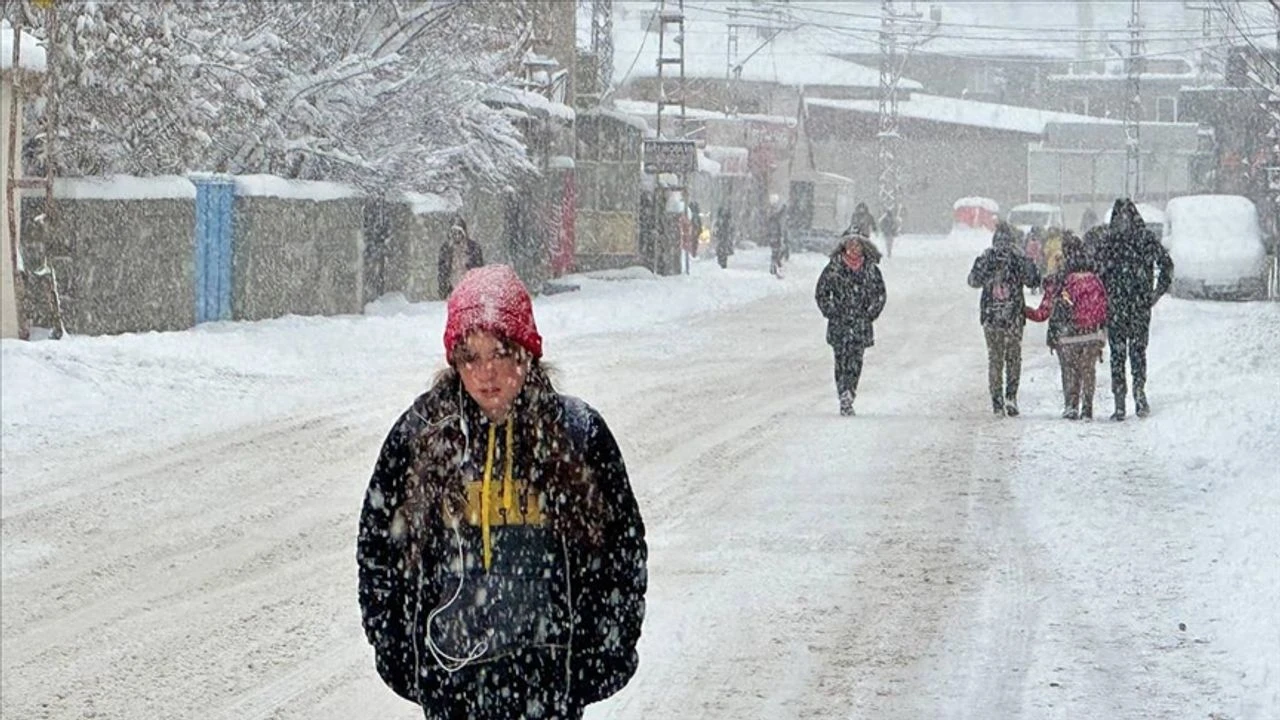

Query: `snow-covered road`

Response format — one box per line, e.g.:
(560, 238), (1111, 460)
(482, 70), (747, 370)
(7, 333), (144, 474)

(2, 240), (1276, 719)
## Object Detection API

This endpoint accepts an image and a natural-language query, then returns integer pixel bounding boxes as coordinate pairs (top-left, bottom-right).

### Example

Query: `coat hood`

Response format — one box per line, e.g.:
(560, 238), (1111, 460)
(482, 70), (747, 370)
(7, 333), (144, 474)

(831, 236), (883, 265)
(992, 221), (1018, 250)
(1109, 198), (1146, 235)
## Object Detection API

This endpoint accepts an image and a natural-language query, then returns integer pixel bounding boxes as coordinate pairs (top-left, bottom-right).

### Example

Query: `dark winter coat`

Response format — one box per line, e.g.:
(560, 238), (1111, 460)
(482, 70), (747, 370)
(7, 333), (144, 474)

(714, 211), (734, 257)
(1098, 199), (1173, 331)
(437, 239), (485, 299)
(878, 209), (898, 238)
(815, 240), (887, 348)
(766, 209), (786, 250)
(967, 225), (1041, 329)
(357, 367), (646, 719)
(845, 204), (877, 238)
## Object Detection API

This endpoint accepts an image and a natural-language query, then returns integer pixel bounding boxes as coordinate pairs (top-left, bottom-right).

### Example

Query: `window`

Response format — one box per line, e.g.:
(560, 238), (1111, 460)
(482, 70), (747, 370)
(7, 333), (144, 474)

(1070, 96), (1090, 116)
(1156, 96), (1177, 123)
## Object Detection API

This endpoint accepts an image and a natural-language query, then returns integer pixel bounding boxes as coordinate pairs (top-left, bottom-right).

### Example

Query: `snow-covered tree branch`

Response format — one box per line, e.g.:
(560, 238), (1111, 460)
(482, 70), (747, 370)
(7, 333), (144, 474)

(7, 0), (539, 193)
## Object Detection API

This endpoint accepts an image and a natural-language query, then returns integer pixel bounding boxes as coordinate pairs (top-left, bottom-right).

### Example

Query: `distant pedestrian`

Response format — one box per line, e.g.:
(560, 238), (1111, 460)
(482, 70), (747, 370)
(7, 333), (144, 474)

(815, 233), (887, 416)
(967, 221), (1041, 416)
(845, 202), (877, 239)
(878, 205), (899, 259)
(767, 196), (787, 277)
(437, 216), (484, 299)
(714, 206), (734, 269)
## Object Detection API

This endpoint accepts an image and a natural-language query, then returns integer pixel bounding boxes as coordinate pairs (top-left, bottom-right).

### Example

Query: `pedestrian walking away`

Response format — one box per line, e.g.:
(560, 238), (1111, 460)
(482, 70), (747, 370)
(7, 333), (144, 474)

(815, 233), (887, 416)
(1098, 198), (1174, 420)
(714, 206), (734, 269)
(1025, 232), (1109, 419)
(968, 221), (1041, 417)
(357, 265), (648, 720)
(767, 196), (788, 278)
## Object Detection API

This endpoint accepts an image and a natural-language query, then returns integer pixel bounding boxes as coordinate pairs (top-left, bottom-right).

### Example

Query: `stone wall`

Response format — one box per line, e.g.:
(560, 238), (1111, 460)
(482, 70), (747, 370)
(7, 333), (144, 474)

(20, 187), (196, 336)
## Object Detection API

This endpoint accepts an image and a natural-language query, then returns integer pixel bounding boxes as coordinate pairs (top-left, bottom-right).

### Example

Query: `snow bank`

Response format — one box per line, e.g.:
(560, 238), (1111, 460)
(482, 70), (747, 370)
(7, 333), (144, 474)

(1, 20), (46, 73)
(233, 175), (362, 201)
(52, 175), (197, 200)
(1, 249), (789, 469)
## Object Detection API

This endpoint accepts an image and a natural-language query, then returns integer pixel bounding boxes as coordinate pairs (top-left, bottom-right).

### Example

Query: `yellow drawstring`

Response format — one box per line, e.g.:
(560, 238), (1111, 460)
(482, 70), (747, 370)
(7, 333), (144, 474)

(481, 424), (496, 571)
(502, 421), (516, 518)
(480, 420), (518, 572)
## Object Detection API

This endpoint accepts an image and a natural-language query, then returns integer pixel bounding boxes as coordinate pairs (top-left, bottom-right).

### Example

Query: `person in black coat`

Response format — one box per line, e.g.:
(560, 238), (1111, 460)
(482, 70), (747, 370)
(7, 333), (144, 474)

(358, 266), (647, 720)
(967, 221), (1041, 416)
(714, 206), (734, 269)
(1098, 198), (1174, 420)
(815, 234), (887, 416)
(437, 216), (485, 299)
(844, 202), (877, 239)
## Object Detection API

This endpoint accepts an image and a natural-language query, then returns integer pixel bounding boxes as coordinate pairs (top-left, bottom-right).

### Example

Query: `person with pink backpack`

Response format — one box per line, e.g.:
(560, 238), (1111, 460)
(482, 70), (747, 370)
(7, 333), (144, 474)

(1025, 232), (1108, 419)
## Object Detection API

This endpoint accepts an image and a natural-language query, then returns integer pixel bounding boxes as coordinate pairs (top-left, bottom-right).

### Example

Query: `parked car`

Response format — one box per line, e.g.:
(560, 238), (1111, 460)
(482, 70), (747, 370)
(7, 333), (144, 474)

(1104, 202), (1167, 241)
(1007, 203), (1064, 235)
(1164, 194), (1269, 301)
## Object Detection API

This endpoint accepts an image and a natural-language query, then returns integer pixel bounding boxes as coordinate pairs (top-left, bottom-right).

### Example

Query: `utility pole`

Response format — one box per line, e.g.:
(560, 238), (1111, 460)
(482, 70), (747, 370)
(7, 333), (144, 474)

(591, 0), (614, 99)
(1124, 0), (1144, 198)
(653, 0), (689, 275)
(877, 0), (900, 239)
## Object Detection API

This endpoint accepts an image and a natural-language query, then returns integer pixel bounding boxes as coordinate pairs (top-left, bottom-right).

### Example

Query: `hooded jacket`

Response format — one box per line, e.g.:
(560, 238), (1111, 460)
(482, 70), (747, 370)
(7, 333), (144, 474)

(967, 223), (1041, 328)
(815, 238), (887, 348)
(1098, 199), (1173, 325)
(357, 368), (646, 719)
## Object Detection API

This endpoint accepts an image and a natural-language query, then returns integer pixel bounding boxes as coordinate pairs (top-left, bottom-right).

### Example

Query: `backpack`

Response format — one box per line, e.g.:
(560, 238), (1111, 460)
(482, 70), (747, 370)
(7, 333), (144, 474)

(1064, 272), (1107, 332)
(986, 264), (1020, 327)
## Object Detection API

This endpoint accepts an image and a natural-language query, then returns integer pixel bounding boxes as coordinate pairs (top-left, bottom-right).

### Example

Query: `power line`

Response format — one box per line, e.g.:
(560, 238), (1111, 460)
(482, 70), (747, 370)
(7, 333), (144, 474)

(750, 1), (1235, 36)
(687, 4), (1269, 47)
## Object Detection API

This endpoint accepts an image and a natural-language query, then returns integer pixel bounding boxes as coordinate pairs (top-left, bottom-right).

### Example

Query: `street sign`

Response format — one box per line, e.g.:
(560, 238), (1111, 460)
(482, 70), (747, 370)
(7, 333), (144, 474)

(643, 140), (697, 174)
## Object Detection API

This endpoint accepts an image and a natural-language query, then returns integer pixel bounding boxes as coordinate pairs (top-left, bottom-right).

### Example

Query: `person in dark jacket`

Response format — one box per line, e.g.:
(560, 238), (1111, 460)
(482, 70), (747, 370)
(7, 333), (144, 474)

(967, 221), (1041, 416)
(437, 216), (485, 299)
(714, 206), (734, 269)
(358, 265), (647, 720)
(1098, 198), (1174, 420)
(766, 197), (787, 277)
(815, 233), (887, 416)
(845, 202), (877, 239)
(878, 205), (899, 259)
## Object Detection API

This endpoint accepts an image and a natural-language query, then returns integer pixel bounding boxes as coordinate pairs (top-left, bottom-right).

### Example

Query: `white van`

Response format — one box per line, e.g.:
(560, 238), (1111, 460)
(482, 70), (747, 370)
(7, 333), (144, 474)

(1164, 195), (1269, 301)
(1007, 203), (1064, 235)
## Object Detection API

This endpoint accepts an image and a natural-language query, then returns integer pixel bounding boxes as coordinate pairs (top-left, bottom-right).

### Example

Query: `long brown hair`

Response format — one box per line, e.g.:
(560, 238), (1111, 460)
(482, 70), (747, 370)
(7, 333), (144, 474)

(399, 357), (607, 567)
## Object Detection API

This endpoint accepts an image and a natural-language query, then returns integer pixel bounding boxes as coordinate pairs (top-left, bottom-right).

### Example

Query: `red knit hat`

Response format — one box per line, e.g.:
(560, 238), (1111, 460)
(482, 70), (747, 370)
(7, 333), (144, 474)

(443, 265), (543, 360)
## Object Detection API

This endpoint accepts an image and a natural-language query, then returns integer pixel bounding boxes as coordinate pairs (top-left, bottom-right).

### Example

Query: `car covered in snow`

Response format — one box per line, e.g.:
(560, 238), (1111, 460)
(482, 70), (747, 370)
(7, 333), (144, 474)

(1164, 195), (1269, 301)
(1104, 202), (1166, 241)
(1007, 203), (1064, 235)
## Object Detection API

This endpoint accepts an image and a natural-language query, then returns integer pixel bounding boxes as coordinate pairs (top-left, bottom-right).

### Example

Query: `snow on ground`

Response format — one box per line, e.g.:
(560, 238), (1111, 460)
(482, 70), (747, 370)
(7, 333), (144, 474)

(1, 238), (1276, 719)
(0, 249), (787, 480)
